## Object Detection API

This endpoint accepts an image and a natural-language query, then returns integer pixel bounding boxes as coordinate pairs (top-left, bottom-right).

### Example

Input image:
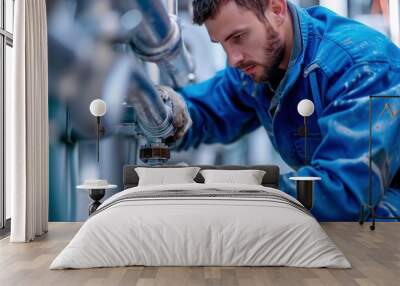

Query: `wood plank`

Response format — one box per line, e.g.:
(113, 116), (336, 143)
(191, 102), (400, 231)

(0, 222), (399, 286)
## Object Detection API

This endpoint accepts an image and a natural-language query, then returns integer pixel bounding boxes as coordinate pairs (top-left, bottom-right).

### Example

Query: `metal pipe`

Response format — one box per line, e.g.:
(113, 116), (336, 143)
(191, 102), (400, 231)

(48, 0), (177, 142)
(130, 0), (195, 88)
(131, 1), (172, 47)
(103, 54), (175, 140)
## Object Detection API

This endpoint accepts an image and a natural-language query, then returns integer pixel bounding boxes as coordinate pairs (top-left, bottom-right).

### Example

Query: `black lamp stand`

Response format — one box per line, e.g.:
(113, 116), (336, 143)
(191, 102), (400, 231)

(95, 116), (105, 162)
(88, 189), (105, 215)
(296, 180), (314, 210)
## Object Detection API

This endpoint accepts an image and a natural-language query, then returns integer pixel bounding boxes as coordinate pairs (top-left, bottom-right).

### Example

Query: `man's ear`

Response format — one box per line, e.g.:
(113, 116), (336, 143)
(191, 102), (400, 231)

(269, 0), (287, 26)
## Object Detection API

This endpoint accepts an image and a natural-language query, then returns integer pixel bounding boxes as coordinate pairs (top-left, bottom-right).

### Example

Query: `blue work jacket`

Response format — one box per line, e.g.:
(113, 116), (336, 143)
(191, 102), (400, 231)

(177, 2), (400, 220)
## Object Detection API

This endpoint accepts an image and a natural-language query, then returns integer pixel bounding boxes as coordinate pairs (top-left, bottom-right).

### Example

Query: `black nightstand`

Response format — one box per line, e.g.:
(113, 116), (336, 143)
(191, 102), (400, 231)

(77, 183), (117, 215)
(289, 177), (321, 210)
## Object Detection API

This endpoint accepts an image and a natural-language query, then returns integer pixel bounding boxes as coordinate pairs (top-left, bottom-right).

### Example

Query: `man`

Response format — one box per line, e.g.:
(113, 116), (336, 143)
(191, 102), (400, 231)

(158, 0), (400, 220)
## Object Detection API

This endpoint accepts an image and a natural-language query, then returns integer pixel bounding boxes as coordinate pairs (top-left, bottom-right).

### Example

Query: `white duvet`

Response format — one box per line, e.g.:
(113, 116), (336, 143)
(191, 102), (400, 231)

(50, 183), (351, 269)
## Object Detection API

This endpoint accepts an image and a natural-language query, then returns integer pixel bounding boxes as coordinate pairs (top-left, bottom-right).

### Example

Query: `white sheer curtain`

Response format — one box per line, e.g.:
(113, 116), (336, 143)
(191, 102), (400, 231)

(7, 0), (48, 242)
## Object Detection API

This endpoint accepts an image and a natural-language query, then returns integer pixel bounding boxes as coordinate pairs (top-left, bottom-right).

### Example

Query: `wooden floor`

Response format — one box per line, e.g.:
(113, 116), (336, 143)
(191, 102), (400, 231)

(0, 222), (399, 286)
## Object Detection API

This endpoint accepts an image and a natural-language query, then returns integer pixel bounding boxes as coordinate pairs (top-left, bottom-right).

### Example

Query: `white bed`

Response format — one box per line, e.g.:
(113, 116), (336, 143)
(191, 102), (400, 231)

(50, 183), (351, 269)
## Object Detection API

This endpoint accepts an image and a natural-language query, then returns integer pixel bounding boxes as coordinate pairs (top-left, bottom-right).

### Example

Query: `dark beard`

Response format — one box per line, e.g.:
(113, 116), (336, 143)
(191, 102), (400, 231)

(258, 21), (285, 83)
(235, 20), (285, 83)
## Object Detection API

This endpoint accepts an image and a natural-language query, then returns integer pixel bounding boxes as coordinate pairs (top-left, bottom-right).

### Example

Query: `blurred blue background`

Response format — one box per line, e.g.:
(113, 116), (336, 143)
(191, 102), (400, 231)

(46, 0), (399, 221)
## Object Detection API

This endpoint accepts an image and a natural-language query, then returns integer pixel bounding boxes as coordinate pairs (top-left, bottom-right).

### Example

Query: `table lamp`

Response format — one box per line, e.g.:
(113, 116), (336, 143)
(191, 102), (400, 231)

(289, 99), (320, 210)
(89, 99), (107, 162)
(297, 99), (315, 165)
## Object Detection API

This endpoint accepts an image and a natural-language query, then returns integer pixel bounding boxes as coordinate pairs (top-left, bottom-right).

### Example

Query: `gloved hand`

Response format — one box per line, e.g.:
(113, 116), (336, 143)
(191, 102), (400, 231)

(155, 85), (192, 143)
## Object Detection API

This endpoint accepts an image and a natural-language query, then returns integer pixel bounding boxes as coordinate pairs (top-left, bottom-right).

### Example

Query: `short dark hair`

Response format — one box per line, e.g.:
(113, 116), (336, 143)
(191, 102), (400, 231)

(192, 0), (269, 25)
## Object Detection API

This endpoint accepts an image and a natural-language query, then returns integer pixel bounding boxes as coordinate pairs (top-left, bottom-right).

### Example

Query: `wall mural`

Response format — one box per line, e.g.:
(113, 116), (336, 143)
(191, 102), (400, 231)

(48, 0), (400, 222)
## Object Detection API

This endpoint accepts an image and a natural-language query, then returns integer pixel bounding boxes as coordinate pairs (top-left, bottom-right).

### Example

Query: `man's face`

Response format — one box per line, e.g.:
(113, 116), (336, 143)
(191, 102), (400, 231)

(205, 0), (285, 82)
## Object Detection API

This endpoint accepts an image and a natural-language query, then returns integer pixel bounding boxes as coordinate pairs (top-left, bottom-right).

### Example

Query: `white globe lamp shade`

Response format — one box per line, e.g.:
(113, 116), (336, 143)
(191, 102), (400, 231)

(90, 99), (107, 117)
(297, 99), (314, 117)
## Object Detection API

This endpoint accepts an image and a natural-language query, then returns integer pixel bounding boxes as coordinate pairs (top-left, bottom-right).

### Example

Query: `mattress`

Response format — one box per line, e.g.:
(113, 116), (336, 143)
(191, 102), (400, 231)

(50, 183), (351, 269)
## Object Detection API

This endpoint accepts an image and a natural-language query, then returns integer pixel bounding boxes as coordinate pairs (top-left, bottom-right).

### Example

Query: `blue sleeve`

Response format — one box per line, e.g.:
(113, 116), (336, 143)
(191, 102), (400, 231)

(281, 62), (400, 221)
(176, 67), (261, 150)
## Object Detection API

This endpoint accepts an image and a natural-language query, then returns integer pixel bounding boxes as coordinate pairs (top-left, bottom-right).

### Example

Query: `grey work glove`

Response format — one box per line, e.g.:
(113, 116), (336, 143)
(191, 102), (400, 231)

(155, 85), (192, 143)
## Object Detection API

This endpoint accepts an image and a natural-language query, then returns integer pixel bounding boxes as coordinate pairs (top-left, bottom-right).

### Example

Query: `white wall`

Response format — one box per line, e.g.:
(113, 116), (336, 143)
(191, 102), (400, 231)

(389, 0), (400, 46)
(319, 0), (348, 17)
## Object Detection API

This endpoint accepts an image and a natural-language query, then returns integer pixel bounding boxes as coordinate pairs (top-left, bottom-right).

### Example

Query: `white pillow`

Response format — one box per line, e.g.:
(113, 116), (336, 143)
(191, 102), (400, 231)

(200, 169), (266, 185)
(135, 167), (200, 186)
